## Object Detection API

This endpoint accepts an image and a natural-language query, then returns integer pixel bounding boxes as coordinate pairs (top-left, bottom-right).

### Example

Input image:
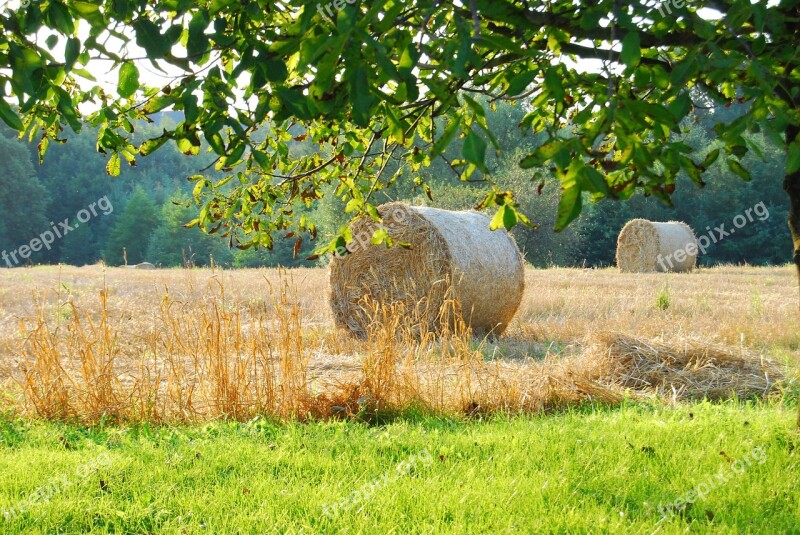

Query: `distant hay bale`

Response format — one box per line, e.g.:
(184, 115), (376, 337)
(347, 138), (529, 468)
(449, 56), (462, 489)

(329, 202), (524, 338)
(616, 219), (697, 273)
(126, 262), (155, 270)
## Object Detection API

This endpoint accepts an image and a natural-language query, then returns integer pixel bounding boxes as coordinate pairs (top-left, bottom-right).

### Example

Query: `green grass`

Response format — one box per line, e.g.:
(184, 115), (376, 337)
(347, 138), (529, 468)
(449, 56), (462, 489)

(656, 280), (671, 311)
(0, 402), (797, 534)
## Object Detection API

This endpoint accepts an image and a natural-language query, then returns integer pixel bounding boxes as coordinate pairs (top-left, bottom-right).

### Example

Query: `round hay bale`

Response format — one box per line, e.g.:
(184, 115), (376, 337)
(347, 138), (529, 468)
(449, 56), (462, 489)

(616, 219), (698, 273)
(329, 202), (525, 337)
(125, 262), (155, 269)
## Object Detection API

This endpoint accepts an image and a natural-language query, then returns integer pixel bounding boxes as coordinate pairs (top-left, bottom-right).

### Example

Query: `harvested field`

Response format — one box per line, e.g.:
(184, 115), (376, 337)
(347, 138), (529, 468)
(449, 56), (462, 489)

(0, 264), (797, 422)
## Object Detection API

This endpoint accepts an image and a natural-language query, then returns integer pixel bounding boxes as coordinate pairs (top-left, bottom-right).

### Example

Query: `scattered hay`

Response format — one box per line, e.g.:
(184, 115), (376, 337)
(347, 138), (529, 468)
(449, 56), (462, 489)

(329, 202), (524, 338)
(582, 332), (784, 401)
(616, 219), (697, 273)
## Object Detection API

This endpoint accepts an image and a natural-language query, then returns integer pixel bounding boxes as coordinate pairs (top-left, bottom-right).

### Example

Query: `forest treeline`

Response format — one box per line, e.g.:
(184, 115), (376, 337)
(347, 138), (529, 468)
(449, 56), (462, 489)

(0, 101), (791, 269)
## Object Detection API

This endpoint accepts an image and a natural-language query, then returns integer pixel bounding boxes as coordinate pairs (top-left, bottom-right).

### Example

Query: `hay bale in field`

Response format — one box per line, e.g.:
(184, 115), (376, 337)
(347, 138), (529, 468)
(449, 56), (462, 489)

(616, 219), (697, 273)
(329, 202), (524, 338)
(126, 262), (155, 270)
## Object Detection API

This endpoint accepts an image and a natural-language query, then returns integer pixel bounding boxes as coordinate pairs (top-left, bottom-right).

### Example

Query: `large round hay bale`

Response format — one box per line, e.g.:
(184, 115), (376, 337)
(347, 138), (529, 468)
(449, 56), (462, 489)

(616, 219), (698, 273)
(329, 202), (524, 337)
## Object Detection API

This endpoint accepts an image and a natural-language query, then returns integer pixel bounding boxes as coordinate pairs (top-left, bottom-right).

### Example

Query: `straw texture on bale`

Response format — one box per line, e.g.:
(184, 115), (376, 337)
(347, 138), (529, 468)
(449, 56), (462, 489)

(329, 202), (524, 338)
(616, 219), (698, 273)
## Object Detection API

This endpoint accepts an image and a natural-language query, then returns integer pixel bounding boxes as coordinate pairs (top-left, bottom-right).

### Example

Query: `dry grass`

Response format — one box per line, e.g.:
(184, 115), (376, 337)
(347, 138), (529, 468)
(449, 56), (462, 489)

(0, 264), (796, 423)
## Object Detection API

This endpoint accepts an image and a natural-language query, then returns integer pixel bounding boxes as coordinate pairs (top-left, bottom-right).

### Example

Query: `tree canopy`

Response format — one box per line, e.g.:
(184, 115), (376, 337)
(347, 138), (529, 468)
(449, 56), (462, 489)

(1, 0), (798, 273)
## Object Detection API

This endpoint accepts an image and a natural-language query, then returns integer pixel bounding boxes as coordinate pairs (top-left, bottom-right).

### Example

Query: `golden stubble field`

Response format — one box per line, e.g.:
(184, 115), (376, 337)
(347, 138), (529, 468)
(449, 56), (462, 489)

(0, 264), (796, 423)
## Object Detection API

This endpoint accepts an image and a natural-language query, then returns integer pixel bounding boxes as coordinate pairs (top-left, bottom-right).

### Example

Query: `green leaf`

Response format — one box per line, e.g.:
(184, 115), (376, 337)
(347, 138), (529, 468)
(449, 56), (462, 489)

(204, 130), (225, 155)
(462, 129), (487, 172)
(117, 62), (139, 98)
(544, 67), (564, 103)
(519, 153), (538, 169)
(520, 140), (571, 171)
(262, 58), (288, 83)
(106, 152), (121, 176)
(193, 178), (207, 198)
(53, 87), (81, 131)
(345, 198), (361, 213)
(667, 93), (692, 121)
(226, 142), (246, 164)
(727, 1), (753, 28)
(71, 1), (100, 17)
(251, 149), (270, 169)
(555, 184), (582, 231)
(275, 88), (311, 121)
(139, 136), (169, 156)
(370, 227), (388, 245)
(489, 205), (506, 231)
(579, 167), (609, 195)
(349, 66), (375, 127)
(680, 155), (705, 187)
(506, 70), (537, 97)
(0, 102), (23, 131)
(620, 32), (641, 68)
(651, 65), (670, 90)
(502, 204), (518, 230)
(65, 38), (81, 70)
(701, 148), (721, 168)
(134, 19), (170, 58)
(183, 93), (199, 123)
(37, 136), (50, 164)
(670, 53), (697, 86)
(177, 137), (200, 156)
(188, 11), (210, 58)
(143, 96), (174, 114)
(729, 144), (748, 158)
(13, 47), (44, 75)
(579, 8), (605, 30)
(727, 158), (751, 181)
(48, 1), (75, 35)
(70, 1), (104, 27)
(431, 115), (461, 156)
(73, 68), (96, 81)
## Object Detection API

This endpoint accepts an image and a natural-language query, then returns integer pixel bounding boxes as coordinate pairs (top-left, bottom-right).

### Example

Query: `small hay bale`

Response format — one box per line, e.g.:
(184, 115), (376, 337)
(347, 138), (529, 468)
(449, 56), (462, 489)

(126, 262), (155, 270)
(329, 202), (524, 338)
(616, 218), (697, 273)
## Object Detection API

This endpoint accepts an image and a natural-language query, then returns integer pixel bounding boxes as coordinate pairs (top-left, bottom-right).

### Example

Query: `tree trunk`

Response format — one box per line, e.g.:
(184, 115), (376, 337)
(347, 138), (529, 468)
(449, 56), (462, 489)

(784, 124), (800, 429)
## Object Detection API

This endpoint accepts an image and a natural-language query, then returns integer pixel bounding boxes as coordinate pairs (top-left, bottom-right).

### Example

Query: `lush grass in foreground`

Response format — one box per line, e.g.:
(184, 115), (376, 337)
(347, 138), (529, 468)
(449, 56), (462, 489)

(0, 402), (797, 534)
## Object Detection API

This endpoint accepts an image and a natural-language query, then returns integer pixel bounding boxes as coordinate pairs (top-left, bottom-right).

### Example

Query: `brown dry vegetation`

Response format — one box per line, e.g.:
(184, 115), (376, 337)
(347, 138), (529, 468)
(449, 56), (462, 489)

(0, 264), (796, 423)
